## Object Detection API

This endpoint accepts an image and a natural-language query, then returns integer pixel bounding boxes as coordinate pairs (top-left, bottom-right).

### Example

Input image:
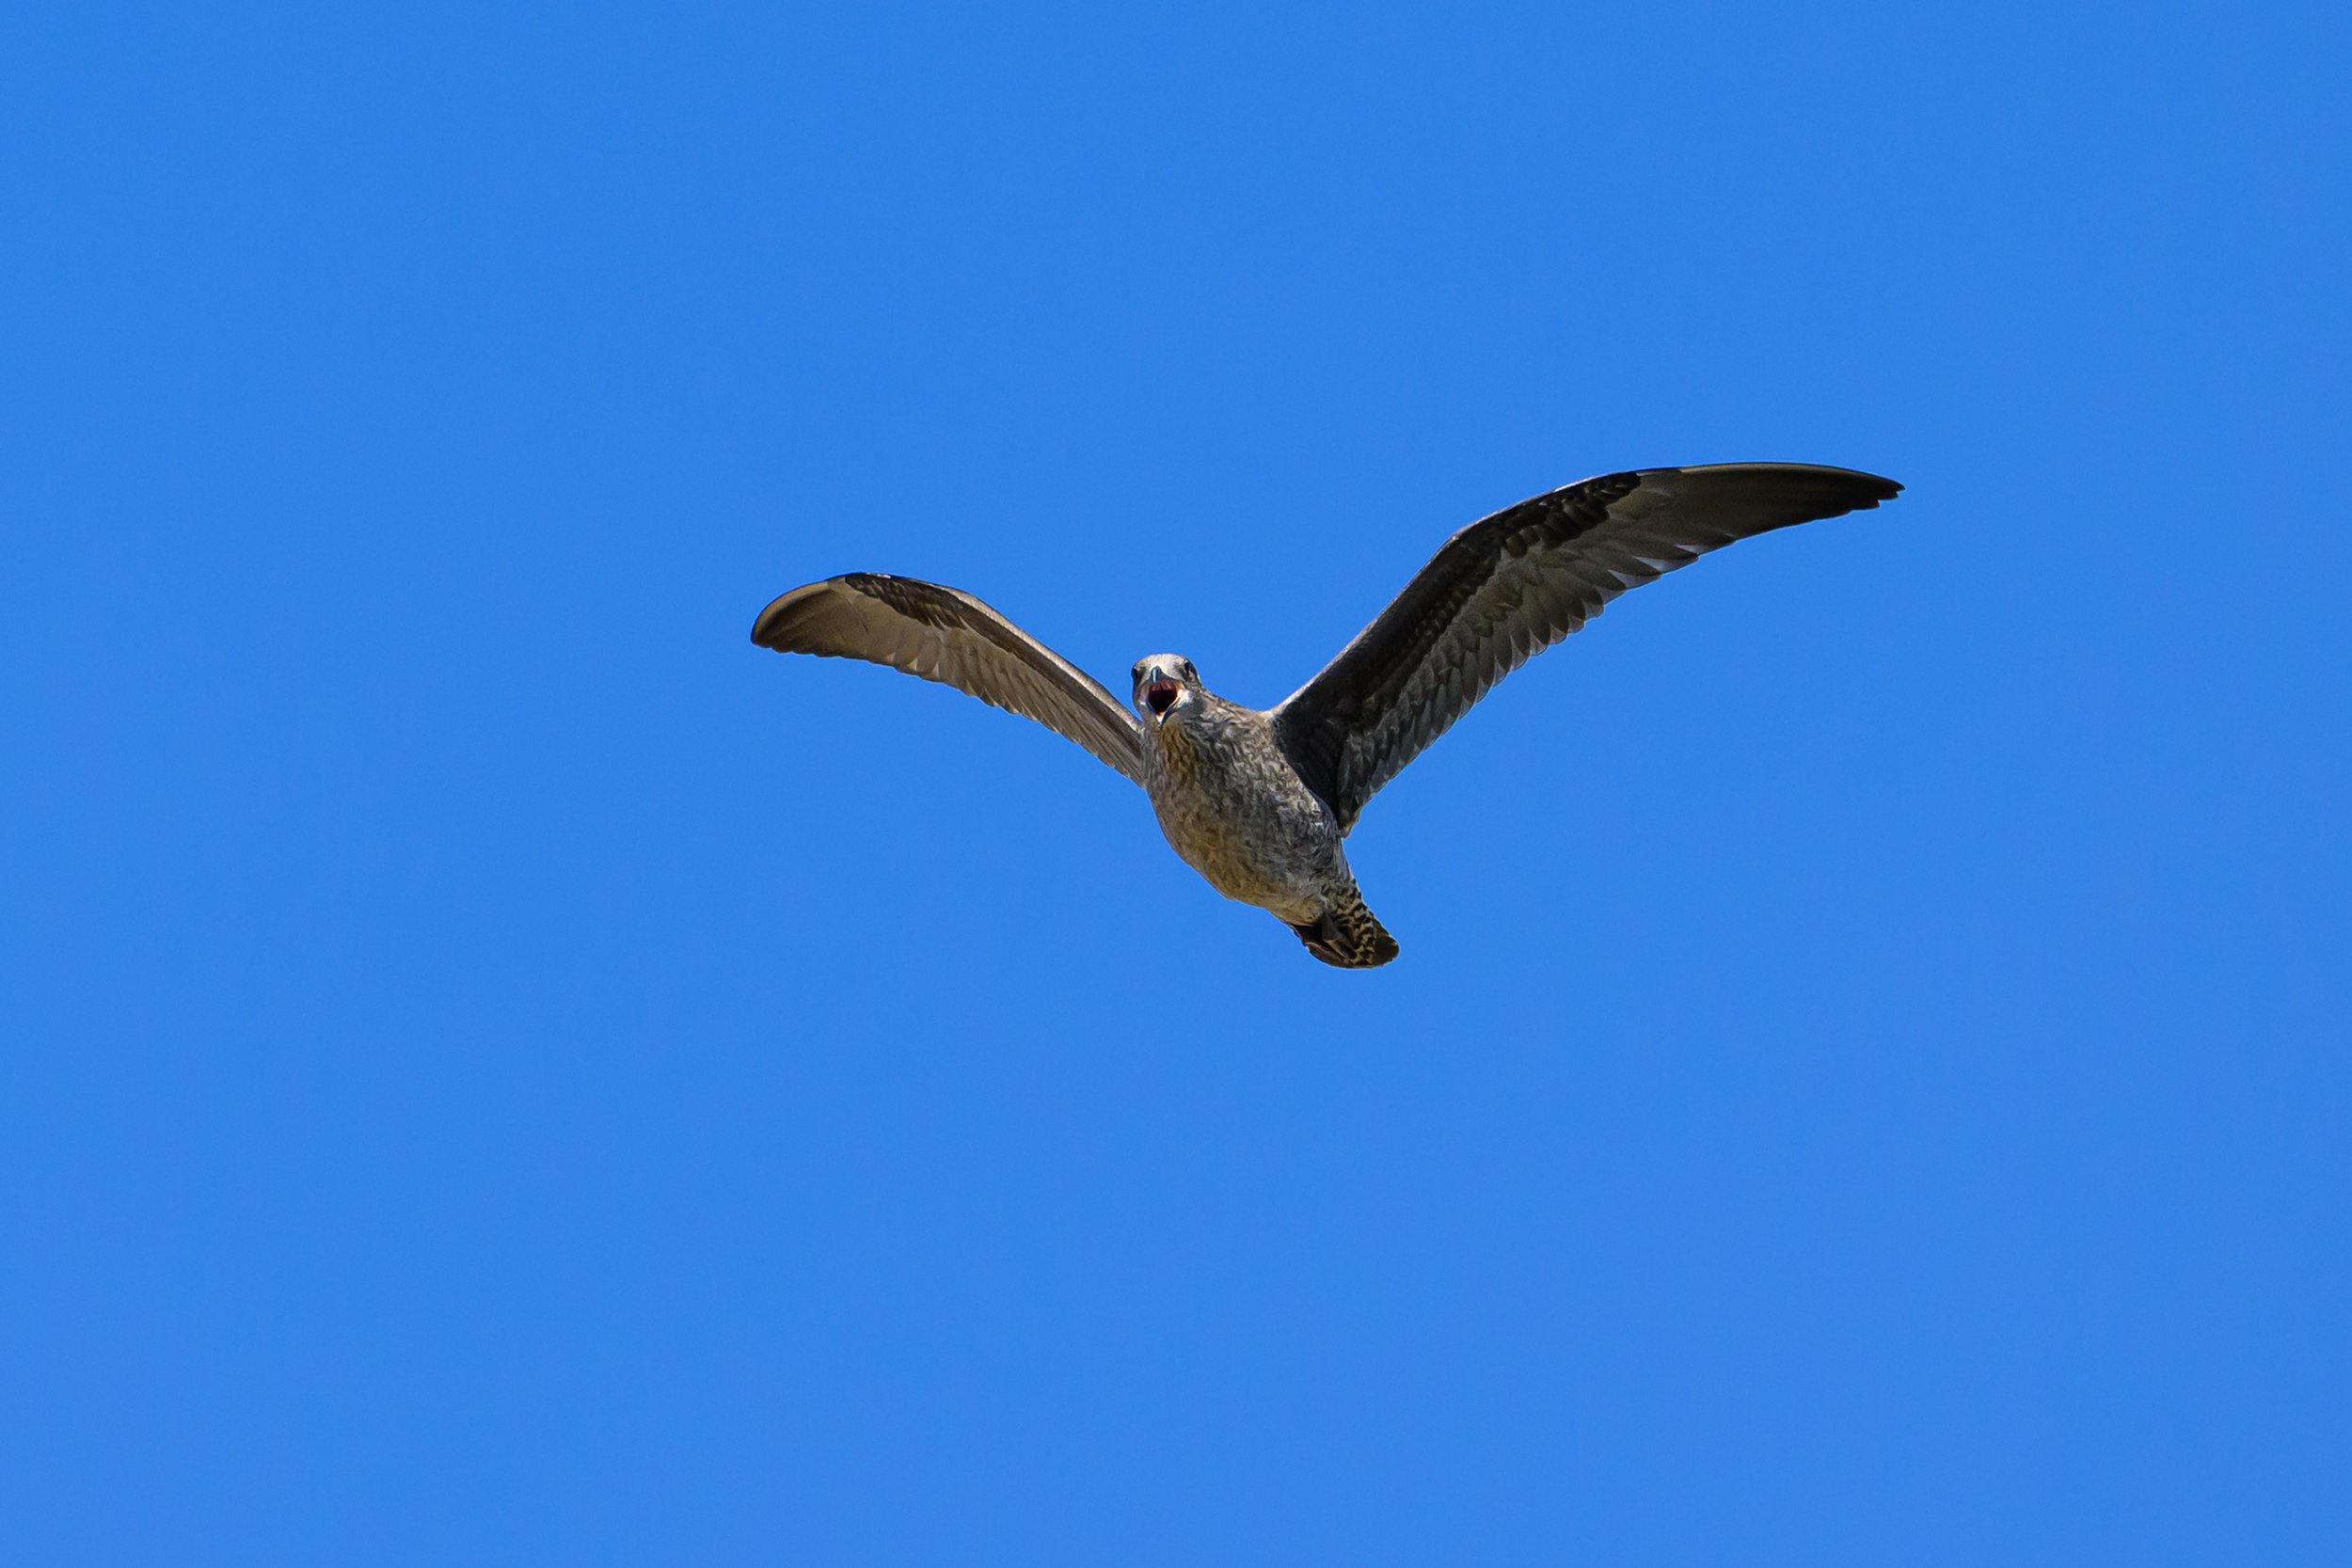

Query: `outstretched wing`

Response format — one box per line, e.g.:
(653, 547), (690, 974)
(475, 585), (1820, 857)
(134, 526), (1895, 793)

(752, 573), (1145, 784)
(1271, 463), (1901, 832)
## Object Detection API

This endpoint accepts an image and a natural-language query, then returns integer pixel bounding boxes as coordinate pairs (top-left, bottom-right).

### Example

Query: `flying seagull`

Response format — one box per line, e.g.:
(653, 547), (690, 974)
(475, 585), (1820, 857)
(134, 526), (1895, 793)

(753, 462), (1900, 967)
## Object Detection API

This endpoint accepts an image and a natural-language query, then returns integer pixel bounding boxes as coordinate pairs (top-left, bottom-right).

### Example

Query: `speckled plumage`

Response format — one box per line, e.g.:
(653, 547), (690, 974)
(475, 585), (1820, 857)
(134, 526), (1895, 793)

(1130, 663), (1397, 965)
(752, 462), (1901, 968)
(1140, 690), (1333, 918)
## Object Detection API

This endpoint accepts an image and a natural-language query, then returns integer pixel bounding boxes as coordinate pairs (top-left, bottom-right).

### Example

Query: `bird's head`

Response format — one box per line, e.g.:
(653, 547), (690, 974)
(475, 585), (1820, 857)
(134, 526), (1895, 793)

(1130, 654), (1200, 725)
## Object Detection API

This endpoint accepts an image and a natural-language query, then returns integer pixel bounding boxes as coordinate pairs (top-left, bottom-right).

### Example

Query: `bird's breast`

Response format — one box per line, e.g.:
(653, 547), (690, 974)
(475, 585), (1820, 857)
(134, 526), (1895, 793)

(1142, 710), (1340, 911)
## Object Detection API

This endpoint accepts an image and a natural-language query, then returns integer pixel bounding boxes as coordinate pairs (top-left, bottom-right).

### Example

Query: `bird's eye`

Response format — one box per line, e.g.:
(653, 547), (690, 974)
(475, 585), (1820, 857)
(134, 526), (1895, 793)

(1182, 661), (1197, 681)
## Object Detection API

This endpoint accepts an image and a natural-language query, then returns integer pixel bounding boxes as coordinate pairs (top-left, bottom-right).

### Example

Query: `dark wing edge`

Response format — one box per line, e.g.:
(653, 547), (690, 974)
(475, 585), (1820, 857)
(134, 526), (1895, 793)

(1271, 463), (1902, 832)
(752, 573), (1146, 784)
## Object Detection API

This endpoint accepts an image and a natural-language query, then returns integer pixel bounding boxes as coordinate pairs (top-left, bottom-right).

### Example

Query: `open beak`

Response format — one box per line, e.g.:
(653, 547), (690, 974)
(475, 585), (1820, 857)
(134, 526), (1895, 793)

(1143, 675), (1181, 720)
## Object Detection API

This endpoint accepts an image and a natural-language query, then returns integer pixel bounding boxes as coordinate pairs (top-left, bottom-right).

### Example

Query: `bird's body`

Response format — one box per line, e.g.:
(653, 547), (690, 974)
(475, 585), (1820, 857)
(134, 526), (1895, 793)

(1139, 689), (1335, 919)
(1132, 677), (1393, 963)
(753, 462), (1901, 967)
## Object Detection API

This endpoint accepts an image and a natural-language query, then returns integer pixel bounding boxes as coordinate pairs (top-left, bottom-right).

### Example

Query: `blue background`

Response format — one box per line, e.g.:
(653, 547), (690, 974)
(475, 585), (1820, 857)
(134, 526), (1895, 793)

(5, 2), (2347, 1561)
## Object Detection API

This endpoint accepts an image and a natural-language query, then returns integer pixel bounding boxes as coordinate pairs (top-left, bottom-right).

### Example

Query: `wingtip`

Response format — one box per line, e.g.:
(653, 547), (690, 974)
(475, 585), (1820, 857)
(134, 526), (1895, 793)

(1673, 461), (1900, 496)
(1796, 463), (1903, 505)
(1787, 464), (1904, 513)
(750, 577), (851, 650)
(750, 592), (793, 648)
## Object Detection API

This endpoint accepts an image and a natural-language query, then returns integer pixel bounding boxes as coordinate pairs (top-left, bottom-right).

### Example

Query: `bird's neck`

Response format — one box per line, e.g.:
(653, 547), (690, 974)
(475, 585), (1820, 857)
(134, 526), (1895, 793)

(1151, 694), (1258, 773)
(1151, 698), (1227, 780)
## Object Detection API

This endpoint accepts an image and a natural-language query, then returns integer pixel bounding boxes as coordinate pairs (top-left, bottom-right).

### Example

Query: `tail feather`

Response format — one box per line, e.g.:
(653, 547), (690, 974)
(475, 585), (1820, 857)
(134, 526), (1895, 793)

(1286, 889), (1399, 969)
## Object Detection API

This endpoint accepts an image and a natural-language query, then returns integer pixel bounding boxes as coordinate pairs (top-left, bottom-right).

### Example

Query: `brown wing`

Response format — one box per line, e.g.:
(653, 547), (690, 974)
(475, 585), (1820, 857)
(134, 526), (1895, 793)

(1271, 463), (1901, 832)
(752, 573), (1145, 784)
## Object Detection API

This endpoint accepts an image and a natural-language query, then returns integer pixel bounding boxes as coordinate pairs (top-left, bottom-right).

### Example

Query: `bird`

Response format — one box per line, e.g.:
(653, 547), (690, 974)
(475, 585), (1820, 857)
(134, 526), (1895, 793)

(752, 462), (1900, 968)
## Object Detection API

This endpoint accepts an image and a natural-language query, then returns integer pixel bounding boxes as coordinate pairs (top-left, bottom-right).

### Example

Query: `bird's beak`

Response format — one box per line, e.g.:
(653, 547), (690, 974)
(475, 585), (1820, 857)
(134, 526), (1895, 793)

(1142, 673), (1182, 721)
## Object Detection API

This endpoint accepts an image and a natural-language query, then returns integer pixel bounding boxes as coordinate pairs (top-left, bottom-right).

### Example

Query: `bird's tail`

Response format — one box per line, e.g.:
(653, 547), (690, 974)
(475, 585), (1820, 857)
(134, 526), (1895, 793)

(1286, 886), (1400, 970)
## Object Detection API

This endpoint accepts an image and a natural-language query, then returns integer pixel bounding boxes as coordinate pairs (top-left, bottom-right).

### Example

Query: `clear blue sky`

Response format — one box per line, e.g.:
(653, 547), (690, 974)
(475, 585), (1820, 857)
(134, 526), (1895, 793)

(5, 2), (2347, 1562)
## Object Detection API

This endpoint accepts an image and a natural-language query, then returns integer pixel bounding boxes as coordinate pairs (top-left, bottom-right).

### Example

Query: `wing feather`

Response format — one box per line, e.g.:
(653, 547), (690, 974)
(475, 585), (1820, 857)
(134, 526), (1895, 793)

(1271, 463), (1901, 831)
(752, 574), (1145, 784)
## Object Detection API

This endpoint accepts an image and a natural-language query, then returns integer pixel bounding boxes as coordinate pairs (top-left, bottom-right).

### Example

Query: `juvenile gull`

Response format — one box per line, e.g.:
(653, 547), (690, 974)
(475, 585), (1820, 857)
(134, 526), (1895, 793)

(752, 462), (1901, 967)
